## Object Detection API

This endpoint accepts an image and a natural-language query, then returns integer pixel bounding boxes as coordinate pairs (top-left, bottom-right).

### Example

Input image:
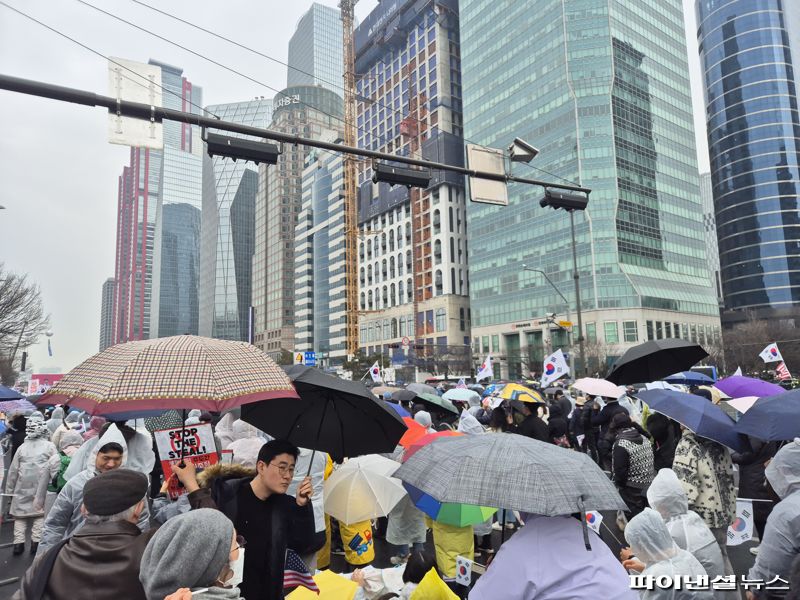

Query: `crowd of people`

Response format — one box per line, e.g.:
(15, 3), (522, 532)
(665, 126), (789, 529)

(0, 378), (798, 599)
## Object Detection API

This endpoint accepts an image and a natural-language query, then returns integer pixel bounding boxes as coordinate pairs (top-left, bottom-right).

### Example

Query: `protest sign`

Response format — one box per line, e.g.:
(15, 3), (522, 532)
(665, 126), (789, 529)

(154, 423), (219, 499)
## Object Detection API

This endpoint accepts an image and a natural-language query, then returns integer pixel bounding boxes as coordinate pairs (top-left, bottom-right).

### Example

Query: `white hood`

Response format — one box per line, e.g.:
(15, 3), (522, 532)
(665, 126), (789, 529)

(765, 437), (800, 499)
(647, 468), (689, 521)
(87, 423), (128, 474)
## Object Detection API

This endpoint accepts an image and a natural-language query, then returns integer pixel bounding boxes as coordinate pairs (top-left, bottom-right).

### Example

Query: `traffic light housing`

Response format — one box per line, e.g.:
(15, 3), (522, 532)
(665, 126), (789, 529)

(205, 132), (280, 165)
(539, 189), (589, 211)
(372, 161), (431, 189)
(20, 351), (27, 372)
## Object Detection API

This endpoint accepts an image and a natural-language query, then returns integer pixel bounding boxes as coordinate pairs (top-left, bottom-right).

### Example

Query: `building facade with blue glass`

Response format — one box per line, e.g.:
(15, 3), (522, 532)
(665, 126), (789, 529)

(112, 59), (203, 343)
(697, 0), (800, 326)
(294, 140), (348, 367)
(287, 3), (343, 97)
(199, 99), (272, 341)
(460, 0), (721, 378)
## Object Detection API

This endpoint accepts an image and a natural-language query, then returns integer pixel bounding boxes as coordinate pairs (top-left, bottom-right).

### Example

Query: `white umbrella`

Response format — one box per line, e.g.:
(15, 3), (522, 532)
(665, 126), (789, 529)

(342, 453), (401, 477)
(324, 456), (407, 523)
(572, 377), (625, 398)
(443, 388), (481, 406)
(724, 396), (759, 414)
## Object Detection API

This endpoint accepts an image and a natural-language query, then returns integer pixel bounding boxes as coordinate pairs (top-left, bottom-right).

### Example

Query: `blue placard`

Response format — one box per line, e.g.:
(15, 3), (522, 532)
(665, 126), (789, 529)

(304, 351), (316, 366)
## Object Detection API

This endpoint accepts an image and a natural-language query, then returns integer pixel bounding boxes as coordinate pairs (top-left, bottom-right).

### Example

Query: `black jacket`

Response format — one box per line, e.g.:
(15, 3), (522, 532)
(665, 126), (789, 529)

(732, 437), (778, 499)
(547, 405), (568, 442)
(515, 413), (549, 443)
(188, 472), (315, 600)
(591, 401), (629, 444)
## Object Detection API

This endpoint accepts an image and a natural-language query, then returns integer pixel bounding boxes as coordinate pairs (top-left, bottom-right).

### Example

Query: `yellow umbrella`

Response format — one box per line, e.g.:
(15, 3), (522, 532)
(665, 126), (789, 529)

(287, 570), (358, 600)
(499, 383), (544, 404)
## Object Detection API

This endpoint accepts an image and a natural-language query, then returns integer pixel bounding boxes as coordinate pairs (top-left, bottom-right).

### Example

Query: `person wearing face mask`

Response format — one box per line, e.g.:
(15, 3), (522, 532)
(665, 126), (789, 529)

(173, 439), (315, 600)
(140, 508), (245, 600)
(12, 468), (152, 600)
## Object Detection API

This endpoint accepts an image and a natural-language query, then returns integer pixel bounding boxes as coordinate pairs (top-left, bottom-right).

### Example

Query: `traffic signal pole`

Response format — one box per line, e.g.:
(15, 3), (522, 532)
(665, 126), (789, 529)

(0, 73), (592, 195)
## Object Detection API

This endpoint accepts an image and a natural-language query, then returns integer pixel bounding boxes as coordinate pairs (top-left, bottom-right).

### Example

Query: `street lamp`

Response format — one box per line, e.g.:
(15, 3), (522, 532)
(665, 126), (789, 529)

(521, 265), (574, 376)
(539, 189), (590, 376)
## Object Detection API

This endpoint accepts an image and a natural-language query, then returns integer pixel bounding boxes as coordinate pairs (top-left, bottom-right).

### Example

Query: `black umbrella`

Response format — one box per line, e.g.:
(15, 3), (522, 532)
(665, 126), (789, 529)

(240, 365), (407, 463)
(391, 389), (419, 404)
(605, 339), (708, 385)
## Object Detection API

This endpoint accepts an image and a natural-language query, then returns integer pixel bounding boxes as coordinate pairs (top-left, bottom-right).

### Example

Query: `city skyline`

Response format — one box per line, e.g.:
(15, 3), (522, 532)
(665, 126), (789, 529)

(0, 0), (727, 371)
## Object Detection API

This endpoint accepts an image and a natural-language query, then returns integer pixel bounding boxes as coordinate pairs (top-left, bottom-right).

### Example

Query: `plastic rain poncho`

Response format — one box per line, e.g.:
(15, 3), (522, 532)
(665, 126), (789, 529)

(225, 419), (267, 468)
(63, 422), (155, 480)
(457, 410), (485, 435)
(45, 406), (64, 435)
(748, 438), (800, 591)
(625, 508), (714, 600)
(646, 469), (728, 599)
(214, 412), (237, 449)
(4, 414), (56, 517)
(37, 424), (150, 554)
(34, 429), (84, 516)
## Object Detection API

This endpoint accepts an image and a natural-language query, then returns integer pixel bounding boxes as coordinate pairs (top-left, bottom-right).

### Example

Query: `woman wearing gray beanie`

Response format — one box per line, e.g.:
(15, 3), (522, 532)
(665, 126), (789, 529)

(139, 508), (243, 599)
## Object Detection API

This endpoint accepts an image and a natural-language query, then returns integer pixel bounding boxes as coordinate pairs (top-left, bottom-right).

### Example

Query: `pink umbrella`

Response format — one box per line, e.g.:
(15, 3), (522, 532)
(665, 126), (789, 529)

(724, 396), (759, 414)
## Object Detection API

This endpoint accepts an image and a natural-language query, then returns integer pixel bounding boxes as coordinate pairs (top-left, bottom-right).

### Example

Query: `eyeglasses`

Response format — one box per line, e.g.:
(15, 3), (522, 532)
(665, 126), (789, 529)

(268, 462), (296, 477)
(234, 535), (247, 552)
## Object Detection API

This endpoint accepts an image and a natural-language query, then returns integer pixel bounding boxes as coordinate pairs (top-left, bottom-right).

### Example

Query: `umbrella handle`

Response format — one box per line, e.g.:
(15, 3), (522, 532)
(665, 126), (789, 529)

(178, 408), (187, 468)
(307, 400), (330, 477)
(500, 510), (506, 545)
(577, 496), (591, 551)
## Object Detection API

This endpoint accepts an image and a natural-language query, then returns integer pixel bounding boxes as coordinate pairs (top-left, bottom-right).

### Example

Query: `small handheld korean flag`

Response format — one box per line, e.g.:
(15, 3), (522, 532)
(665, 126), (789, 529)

(369, 361), (383, 383)
(726, 499), (754, 546)
(476, 354), (493, 382)
(541, 349), (569, 387)
(585, 511), (603, 534)
(759, 343), (783, 363)
(455, 556), (473, 586)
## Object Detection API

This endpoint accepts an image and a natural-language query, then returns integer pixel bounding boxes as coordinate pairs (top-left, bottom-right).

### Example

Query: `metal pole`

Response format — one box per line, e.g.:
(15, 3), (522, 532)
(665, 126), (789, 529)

(0, 74), (592, 195)
(570, 211), (585, 376)
(9, 320), (27, 366)
(522, 268), (574, 376)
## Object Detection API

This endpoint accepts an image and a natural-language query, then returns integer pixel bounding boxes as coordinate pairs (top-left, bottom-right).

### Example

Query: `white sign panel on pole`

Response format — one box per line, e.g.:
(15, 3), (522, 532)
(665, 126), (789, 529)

(107, 58), (164, 149)
(466, 144), (508, 206)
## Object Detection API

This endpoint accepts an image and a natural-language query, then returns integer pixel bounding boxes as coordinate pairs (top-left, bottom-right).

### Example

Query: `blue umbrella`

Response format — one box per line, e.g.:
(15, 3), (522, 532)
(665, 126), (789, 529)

(734, 389), (800, 441)
(0, 398), (36, 413)
(663, 371), (713, 385)
(383, 400), (411, 418)
(638, 389), (746, 451)
(0, 385), (24, 400)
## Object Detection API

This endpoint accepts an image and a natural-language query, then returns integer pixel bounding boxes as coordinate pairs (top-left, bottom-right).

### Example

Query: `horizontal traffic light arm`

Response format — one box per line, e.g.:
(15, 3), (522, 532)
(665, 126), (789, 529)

(0, 73), (591, 196)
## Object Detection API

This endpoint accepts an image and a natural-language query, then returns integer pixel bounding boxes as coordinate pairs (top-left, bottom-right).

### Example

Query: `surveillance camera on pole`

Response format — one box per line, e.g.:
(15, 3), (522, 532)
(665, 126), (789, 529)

(507, 137), (539, 163)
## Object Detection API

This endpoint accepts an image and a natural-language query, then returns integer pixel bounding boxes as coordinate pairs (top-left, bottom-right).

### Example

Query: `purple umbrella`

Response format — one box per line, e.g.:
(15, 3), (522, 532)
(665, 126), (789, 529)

(715, 376), (784, 399)
(0, 398), (37, 413)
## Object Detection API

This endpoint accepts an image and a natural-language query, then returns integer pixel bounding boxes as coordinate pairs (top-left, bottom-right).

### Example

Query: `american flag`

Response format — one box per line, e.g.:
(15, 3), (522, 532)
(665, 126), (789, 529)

(283, 549), (319, 593)
(776, 361), (791, 381)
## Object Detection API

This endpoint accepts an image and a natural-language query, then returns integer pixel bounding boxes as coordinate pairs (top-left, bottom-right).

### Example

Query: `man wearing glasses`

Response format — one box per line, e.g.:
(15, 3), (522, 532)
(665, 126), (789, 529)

(173, 439), (315, 600)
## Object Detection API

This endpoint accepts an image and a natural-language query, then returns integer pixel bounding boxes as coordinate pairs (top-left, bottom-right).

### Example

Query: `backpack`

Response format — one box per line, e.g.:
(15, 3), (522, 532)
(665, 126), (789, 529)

(48, 453), (71, 493)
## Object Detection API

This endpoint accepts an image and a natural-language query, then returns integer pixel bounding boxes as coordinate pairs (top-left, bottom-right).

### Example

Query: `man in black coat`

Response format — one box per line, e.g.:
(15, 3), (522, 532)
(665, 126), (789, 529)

(508, 400), (549, 443)
(175, 439), (316, 600)
(590, 397), (629, 469)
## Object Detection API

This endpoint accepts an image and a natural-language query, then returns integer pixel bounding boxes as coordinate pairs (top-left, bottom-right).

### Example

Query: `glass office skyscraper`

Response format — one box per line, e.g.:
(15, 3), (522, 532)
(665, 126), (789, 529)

(99, 277), (116, 351)
(199, 99), (272, 341)
(112, 59), (203, 342)
(697, 0), (800, 325)
(460, 0), (721, 377)
(294, 141), (347, 366)
(287, 3), (343, 97)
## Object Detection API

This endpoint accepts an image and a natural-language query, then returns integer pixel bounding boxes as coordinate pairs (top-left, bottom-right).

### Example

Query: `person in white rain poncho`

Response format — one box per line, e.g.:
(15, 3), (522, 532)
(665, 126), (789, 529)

(214, 412), (237, 450)
(624, 508), (714, 600)
(37, 424), (151, 555)
(457, 410), (485, 435)
(4, 413), (57, 555)
(225, 419), (269, 468)
(34, 429), (84, 518)
(63, 420), (155, 480)
(646, 469), (729, 599)
(413, 410), (436, 434)
(44, 407), (64, 436)
(51, 410), (81, 448)
(747, 438), (800, 600)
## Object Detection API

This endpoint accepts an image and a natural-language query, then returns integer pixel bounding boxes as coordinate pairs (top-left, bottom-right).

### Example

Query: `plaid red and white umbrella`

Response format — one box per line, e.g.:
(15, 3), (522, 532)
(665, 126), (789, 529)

(37, 335), (298, 417)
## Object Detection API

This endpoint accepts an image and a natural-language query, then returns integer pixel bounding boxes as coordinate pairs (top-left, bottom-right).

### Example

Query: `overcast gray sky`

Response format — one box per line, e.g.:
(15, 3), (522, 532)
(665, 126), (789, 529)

(0, 0), (707, 373)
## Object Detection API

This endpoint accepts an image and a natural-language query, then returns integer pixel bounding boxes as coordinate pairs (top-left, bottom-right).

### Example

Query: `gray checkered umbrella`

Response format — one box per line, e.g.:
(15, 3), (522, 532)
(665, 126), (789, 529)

(394, 433), (627, 515)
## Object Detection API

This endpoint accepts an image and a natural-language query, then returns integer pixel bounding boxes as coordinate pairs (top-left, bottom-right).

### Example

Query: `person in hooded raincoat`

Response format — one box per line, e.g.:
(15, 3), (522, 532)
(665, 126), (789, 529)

(45, 407), (65, 436)
(645, 469), (729, 599)
(746, 438), (800, 600)
(624, 508), (714, 600)
(4, 413), (57, 555)
(414, 411), (436, 434)
(37, 424), (151, 555)
(214, 413), (237, 450)
(82, 415), (106, 441)
(63, 420), (155, 481)
(469, 515), (637, 599)
(51, 410), (81, 449)
(226, 419), (269, 469)
(34, 429), (84, 518)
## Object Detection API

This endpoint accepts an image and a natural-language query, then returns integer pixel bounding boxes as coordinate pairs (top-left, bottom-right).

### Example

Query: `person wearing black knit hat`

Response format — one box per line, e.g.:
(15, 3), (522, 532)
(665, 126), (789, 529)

(13, 468), (153, 600)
